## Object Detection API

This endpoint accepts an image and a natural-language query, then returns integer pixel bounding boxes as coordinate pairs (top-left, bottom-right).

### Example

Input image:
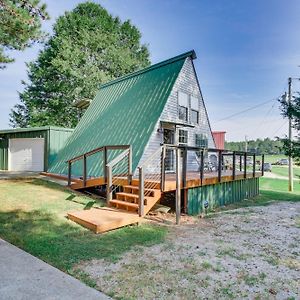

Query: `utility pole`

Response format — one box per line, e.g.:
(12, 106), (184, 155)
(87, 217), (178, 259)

(288, 77), (293, 192)
(245, 135), (248, 152)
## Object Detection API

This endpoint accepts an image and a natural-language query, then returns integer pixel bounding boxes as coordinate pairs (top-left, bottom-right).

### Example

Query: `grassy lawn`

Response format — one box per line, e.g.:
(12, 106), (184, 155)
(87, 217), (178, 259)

(0, 179), (167, 286)
(271, 165), (300, 178)
(260, 177), (300, 193)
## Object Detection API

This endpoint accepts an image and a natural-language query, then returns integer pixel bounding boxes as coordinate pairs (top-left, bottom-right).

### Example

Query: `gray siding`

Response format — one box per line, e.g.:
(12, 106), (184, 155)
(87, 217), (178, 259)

(138, 57), (215, 173)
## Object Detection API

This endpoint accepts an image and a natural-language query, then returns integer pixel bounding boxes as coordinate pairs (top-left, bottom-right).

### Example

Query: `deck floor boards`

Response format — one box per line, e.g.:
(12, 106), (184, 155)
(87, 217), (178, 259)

(67, 207), (140, 233)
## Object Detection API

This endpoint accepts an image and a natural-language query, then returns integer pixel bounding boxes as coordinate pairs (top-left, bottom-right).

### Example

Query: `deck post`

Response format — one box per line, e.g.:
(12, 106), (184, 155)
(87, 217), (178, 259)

(128, 145), (133, 184)
(182, 147), (187, 188)
(232, 151), (236, 180)
(253, 154), (256, 177)
(244, 153), (247, 179)
(103, 146), (108, 182)
(106, 165), (112, 203)
(261, 154), (265, 176)
(200, 150), (204, 186)
(218, 150), (222, 182)
(68, 161), (72, 186)
(176, 147), (181, 225)
(240, 155), (242, 171)
(160, 145), (166, 192)
(83, 154), (87, 187)
(138, 167), (144, 217)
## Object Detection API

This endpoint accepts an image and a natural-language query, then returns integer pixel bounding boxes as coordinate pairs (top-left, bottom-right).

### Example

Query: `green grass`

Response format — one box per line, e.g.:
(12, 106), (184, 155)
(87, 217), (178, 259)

(0, 179), (167, 285)
(271, 166), (300, 179)
(260, 177), (300, 193)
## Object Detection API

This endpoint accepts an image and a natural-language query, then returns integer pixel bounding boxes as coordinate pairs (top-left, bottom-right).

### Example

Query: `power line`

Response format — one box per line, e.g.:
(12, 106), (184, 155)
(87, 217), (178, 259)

(271, 120), (288, 137)
(215, 82), (289, 123)
(248, 101), (277, 137)
(215, 98), (278, 122)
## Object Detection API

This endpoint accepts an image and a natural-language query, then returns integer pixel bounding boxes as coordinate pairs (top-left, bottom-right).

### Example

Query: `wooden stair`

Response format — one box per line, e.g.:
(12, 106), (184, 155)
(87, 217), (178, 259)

(108, 184), (162, 216)
(65, 177), (162, 233)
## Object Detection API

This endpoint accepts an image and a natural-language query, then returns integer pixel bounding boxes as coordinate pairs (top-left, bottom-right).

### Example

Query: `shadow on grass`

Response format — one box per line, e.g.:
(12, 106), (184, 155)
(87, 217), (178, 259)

(26, 179), (104, 209)
(0, 209), (167, 273)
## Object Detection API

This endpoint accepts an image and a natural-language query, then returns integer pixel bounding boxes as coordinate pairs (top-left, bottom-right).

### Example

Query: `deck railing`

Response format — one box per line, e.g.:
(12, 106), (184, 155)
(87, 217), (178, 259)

(158, 145), (264, 194)
(66, 145), (131, 187)
(106, 146), (132, 203)
(137, 146), (164, 216)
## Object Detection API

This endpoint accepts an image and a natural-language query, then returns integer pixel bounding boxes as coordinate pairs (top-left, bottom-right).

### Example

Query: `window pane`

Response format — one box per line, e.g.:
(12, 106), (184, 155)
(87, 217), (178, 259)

(191, 96), (199, 110)
(191, 110), (199, 124)
(179, 130), (188, 144)
(195, 133), (208, 148)
(178, 91), (189, 107)
(179, 106), (188, 121)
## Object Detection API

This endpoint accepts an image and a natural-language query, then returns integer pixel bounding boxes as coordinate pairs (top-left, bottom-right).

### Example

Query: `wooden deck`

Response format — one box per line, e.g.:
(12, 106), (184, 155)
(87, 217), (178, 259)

(163, 170), (262, 191)
(43, 170), (262, 233)
(68, 207), (140, 233)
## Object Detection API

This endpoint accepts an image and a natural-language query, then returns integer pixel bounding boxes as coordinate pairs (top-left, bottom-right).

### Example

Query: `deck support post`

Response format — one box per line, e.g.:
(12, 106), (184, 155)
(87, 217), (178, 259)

(83, 154), (87, 187)
(244, 153), (247, 179)
(240, 155), (242, 171)
(218, 150), (222, 182)
(160, 145), (166, 192)
(106, 165), (112, 203)
(182, 147), (187, 188)
(128, 146), (133, 184)
(232, 151), (236, 180)
(68, 161), (72, 186)
(176, 148), (181, 225)
(253, 154), (256, 178)
(138, 167), (144, 217)
(261, 154), (265, 176)
(103, 146), (108, 183)
(200, 150), (204, 186)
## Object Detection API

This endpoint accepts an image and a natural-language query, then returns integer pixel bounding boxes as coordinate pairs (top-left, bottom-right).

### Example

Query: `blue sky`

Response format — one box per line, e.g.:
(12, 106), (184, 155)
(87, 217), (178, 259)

(1, 0), (300, 141)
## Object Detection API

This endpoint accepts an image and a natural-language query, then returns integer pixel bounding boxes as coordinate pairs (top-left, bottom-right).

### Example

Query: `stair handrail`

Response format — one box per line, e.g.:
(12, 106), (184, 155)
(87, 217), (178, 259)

(106, 146), (132, 203)
(137, 145), (164, 217)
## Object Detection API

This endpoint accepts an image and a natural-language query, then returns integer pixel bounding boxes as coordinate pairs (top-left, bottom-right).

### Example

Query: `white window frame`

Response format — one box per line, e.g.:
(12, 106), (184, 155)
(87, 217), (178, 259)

(178, 91), (189, 122)
(195, 133), (208, 148)
(179, 129), (188, 145)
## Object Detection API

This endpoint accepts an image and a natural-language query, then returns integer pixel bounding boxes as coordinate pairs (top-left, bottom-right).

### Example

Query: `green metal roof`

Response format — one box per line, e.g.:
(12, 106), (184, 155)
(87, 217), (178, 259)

(0, 126), (74, 135)
(49, 51), (195, 176)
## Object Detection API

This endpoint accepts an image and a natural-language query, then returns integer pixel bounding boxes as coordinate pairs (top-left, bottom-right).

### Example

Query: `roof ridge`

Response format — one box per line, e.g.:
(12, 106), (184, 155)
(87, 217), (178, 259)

(99, 50), (196, 89)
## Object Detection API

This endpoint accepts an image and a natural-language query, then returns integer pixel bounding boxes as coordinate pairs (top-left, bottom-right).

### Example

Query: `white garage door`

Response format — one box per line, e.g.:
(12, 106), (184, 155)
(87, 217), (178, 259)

(9, 138), (44, 172)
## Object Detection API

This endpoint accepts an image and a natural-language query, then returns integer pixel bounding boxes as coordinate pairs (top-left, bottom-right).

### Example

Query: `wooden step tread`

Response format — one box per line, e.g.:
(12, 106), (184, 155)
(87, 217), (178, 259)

(116, 192), (139, 199)
(109, 199), (141, 208)
(123, 185), (157, 192)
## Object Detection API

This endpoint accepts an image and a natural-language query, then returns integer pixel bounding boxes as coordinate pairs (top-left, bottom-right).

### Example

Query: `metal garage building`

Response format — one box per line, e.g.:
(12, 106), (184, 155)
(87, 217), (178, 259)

(0, 126), (73, 172)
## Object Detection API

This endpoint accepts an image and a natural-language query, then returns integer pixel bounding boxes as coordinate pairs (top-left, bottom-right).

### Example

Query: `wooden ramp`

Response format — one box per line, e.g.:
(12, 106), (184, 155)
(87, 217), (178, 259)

(68, 207), (140, 233)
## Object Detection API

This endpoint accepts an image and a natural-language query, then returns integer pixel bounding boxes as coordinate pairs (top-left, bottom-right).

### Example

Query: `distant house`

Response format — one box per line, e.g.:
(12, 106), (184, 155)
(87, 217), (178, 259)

(49, 50), (216, 176)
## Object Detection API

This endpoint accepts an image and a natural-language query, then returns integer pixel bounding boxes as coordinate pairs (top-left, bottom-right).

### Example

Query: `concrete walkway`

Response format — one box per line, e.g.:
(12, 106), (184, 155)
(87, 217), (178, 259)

(0, 239), (110, 300)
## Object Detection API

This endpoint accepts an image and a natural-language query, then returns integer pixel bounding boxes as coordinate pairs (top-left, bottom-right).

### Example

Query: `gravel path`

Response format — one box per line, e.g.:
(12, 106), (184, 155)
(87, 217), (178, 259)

(78, 202), (300, 300)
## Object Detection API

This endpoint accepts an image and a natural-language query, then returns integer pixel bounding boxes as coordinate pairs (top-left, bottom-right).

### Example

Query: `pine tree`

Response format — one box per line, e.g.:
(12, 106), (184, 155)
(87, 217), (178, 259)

(0, 0), (49, 68)
(10, 2), (150, 128)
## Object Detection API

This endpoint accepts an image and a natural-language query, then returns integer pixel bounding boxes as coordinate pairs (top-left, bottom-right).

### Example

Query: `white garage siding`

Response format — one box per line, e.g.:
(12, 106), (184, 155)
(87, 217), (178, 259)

(8, 138), (45, 172)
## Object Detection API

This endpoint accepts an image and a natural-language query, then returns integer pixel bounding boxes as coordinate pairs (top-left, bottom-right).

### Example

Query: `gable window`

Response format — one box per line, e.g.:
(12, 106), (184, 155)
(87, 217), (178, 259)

(190, 96), (199, 124)
(195, 133), (208, 148)
(179, 129), (188, 145)
(178, 91), (188, 122)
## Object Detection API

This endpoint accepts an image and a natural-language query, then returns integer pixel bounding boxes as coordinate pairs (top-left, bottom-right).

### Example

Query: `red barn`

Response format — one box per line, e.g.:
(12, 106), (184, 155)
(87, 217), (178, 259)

(212, 131), (226, 150)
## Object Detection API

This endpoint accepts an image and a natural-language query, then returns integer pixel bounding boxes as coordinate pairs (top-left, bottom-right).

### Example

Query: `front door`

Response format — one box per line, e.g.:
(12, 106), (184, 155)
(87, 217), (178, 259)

(163, 129), (175, 172)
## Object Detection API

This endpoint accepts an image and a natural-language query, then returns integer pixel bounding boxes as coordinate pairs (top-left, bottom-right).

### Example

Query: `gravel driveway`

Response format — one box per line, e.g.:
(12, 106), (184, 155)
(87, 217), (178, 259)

(77, 202), (300, 300)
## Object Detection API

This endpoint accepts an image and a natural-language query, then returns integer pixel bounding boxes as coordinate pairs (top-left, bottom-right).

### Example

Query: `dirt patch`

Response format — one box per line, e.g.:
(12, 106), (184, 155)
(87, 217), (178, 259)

(77, 202), (300, 299)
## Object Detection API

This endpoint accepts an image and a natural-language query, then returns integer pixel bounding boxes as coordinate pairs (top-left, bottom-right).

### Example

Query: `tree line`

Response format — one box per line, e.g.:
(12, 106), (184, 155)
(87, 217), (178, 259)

(225, 138), (284, 155)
